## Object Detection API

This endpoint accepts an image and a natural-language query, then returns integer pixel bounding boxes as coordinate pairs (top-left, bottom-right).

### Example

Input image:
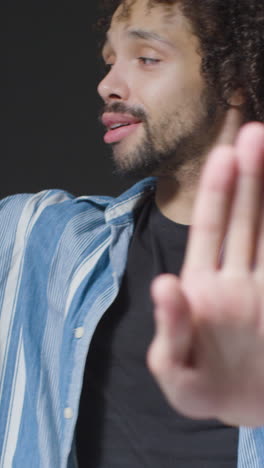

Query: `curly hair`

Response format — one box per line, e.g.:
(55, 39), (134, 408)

(97, 0), (264, 122)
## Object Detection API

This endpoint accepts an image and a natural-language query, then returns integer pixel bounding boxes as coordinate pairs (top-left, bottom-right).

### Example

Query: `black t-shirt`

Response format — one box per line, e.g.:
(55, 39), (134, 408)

(76, 195), (238, 467)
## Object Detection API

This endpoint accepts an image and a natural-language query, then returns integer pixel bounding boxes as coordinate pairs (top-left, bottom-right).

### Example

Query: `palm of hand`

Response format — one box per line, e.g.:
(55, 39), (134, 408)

(148, 123), (264, 427)
(184, 273), (264, 423)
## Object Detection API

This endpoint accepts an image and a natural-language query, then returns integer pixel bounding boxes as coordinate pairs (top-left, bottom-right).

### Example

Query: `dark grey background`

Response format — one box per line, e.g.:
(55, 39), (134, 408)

(3, 2), (130, 199)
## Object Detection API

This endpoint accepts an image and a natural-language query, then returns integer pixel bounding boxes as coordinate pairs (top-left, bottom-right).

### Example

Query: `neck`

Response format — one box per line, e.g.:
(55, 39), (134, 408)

(155, 107), (243, 224)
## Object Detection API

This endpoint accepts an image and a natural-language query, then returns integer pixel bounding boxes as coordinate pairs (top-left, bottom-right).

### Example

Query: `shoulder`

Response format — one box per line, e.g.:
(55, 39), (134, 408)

(0, 189), (112, 231)
(0, 190), (114, 265)
(0, 179), (156, 259)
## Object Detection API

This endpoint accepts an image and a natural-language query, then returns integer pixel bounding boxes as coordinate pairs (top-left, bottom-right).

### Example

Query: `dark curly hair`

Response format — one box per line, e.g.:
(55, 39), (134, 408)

(96, 0), (264, 122)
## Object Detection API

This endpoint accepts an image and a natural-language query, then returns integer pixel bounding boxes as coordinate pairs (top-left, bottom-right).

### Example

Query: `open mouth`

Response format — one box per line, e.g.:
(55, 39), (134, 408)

(101, 112), (142, 144)
(109, 123), (131, 130)
(104, 122), (141, 144)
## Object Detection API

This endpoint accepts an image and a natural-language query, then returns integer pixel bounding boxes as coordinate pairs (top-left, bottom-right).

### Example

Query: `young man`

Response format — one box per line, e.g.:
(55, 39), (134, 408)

(1, 0), (264, 466)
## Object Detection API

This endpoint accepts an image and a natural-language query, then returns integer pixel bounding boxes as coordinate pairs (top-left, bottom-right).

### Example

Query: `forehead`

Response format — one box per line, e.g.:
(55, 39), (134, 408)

(113, 0), (176, 22)
(107, 0), (189, 40)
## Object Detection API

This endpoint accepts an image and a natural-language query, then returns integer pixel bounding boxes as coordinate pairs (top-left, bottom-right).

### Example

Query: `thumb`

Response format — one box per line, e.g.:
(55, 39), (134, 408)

(147, 274), (192, 375)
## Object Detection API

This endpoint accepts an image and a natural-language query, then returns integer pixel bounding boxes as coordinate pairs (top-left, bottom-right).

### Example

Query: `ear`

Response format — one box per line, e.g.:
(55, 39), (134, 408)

(228, 88), (245, 107)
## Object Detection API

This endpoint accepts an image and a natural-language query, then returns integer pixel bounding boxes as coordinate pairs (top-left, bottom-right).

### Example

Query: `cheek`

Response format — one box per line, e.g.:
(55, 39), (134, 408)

(138, 66), (204, 118)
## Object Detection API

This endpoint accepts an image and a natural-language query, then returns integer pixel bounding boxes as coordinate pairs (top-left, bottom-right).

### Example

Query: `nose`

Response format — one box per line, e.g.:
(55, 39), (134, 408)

(97, 64), (130, 103)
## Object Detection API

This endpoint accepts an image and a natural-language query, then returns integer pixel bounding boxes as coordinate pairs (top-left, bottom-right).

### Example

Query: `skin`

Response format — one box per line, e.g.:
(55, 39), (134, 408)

(98, 0), (264, 426)
(98, 0), (243, 224)
(149, 124), (264, 427)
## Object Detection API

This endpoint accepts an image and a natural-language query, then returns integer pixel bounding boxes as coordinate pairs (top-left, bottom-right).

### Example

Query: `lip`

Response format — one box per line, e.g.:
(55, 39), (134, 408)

(101, 112), (142, 129)
(103, 122), (141, 144)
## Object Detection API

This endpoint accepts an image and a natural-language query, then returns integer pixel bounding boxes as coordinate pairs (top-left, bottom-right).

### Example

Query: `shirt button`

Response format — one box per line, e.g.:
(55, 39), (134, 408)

(64, 407), (73, 419)
(74, 327), (84, 339)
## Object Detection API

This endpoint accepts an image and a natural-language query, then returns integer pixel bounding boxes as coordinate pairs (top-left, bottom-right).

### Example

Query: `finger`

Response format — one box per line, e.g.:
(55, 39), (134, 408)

(255, 214), (264, 278)
(183, 146), (236, 274)
(147, 274), (192, 373)
(148, 275), (222, 420)
(223, 123), (264, 272)
(148, 276), (218, 419)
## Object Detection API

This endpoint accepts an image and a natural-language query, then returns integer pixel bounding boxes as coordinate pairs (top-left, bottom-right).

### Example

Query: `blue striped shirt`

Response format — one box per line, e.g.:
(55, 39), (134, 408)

(0, 177), (263, 467)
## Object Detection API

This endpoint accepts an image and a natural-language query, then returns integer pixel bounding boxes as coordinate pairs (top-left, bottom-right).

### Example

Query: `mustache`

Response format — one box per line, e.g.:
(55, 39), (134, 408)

(98, 102), (147, 124)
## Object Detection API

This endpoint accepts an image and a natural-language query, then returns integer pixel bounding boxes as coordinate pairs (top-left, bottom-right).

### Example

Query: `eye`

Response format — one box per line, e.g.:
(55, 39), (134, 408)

(104, 63), (113, 73)
(138, 57), (160, 65)
(100, 56), (114, 75)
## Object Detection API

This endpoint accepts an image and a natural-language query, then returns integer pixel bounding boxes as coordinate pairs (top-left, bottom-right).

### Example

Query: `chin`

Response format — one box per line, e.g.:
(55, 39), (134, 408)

(112, 156), (161, 180)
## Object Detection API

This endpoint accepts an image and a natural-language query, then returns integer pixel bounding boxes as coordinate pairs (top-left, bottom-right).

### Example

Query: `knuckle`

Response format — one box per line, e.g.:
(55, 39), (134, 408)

(147, 342), (172, 377)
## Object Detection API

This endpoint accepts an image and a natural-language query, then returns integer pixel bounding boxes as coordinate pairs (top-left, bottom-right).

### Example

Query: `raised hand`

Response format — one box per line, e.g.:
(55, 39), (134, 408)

(147, 122), (264, 427)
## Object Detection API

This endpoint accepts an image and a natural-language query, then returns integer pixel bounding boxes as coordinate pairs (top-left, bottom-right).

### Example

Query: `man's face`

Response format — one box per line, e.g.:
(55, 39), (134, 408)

(98, 0), (223, 179)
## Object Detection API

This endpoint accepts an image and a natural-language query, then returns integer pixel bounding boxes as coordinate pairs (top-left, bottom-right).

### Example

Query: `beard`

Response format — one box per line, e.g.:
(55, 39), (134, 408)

(100, 87), (224, 181)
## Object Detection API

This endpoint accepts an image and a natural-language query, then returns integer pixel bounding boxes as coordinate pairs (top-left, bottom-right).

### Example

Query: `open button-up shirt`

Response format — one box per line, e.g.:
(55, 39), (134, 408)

(0, 178), (263, 467)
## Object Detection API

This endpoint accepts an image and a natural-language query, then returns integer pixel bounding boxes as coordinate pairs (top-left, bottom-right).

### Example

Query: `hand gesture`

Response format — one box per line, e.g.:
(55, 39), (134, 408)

(148, 123), (264, 427)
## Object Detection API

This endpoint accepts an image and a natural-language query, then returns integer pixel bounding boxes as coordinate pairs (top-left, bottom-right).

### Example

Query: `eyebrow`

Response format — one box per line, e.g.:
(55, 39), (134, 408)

(103, 28), (175, 52)
(127, 28), (175, 48)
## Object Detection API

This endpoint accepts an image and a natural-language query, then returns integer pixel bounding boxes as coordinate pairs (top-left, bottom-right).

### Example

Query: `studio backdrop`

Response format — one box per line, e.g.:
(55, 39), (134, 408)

(3, 2), (130, 199)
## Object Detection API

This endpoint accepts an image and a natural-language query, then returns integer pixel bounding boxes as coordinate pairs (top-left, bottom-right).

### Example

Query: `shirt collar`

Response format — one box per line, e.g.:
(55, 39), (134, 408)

(105, 177), (156, 225)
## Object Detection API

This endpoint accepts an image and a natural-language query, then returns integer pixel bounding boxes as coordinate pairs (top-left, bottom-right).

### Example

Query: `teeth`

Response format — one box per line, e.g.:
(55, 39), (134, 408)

(110, 123), (130, 130)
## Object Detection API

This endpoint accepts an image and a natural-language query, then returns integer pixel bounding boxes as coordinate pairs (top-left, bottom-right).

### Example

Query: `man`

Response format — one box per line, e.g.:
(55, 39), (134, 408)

(1, 0), (264, 466)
